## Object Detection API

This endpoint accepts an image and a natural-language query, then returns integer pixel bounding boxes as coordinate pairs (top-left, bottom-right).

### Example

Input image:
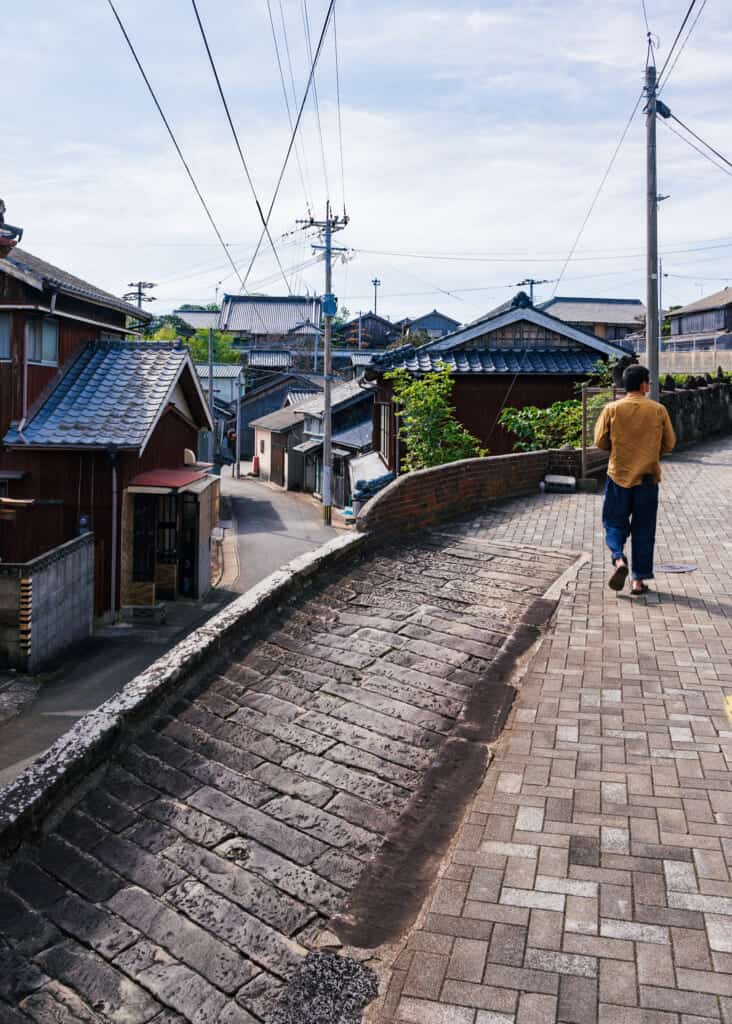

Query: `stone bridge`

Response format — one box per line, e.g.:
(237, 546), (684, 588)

(0, 515), (578, 1023)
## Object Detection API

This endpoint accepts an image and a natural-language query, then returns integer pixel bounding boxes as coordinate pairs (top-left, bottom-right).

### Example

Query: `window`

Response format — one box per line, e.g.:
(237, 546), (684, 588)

(379, 403), (392, 466)
(0, 313), (10, 359)
(260, 439), (265, 454)
(26, 318), (58, 364)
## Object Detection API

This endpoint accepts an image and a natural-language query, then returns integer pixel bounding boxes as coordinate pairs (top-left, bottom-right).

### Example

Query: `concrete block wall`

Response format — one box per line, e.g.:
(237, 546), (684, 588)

(660, 381), (732, 448)
(0, 535), (94, 673)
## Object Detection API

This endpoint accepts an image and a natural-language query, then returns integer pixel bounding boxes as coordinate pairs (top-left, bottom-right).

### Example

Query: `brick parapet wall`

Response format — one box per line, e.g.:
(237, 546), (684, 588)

(356, 450), (575, 535)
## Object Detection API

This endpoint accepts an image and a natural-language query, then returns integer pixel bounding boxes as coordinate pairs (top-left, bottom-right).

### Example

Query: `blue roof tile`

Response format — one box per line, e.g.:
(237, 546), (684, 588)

(372, 346), (603, 376)
(4, 341), (192, 449)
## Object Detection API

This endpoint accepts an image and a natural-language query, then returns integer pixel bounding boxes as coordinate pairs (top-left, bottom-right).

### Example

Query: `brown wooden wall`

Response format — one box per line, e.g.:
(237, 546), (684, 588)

(375, 374), (582, 470)
(1, 409), (200, 614)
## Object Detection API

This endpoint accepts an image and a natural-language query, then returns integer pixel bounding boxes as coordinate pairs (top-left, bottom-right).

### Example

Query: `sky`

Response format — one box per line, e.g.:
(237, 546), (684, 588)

(5, 0), (732, 324)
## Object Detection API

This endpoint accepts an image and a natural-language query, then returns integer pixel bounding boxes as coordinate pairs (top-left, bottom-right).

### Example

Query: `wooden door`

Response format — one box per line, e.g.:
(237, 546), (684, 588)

(271, 444), (285, 487)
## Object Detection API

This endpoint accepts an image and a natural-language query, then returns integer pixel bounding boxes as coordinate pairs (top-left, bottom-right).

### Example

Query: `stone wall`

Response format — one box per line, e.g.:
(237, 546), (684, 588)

(356, 450), (575, 535)
(0, 534), (94, 673)
(660, 381), (732, 448)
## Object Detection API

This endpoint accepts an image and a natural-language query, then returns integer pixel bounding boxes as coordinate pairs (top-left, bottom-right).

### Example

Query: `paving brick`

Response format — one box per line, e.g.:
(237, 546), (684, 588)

(517, 993), (558, 1024)
(599, 959), (637, 1007)
(402, 952), (448, 1000)
(487, 923), (527, 967)
(448, 938), (488, 983)
(440, 979), (519, 1015)
(558, 976), (598, 1024)
(600, 919), (670, 945)
(672, 927), (713, 970)
(525, 950), (597, 978)
(640, 986), (720, 1018)
(636, 942), (676, 988)
(397, 996), (475, 1024)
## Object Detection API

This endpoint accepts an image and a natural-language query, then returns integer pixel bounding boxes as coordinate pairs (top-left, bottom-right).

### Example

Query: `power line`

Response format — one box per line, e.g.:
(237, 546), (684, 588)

(301, 0), (331, 200)
(661, 118), (732, 178)
(657, 0), (699, 84)
(333, 8), (346, 216)
(105, 0), (243, 286)
(641, 0), (651, 37)
(265, 0), (313, 214)
(241, 0), (337, 289)
(658, 0), (708, 91)
(550, 89), (644, 297)
(190, 0), (292, 294)
(670, 112), (732, 172)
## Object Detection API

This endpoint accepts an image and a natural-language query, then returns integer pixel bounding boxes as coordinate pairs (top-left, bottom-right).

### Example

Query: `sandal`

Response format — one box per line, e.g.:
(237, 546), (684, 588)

(608, 560), (629, 592)
(630, 583), (650, 596)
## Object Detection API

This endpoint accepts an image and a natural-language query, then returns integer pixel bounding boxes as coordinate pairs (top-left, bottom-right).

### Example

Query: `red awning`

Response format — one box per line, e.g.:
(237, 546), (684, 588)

(128, 468), (209, 490)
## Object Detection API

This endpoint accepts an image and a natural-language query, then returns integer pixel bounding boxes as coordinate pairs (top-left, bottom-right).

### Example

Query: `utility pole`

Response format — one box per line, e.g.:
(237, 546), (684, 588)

(208, 326), (215, 463)
(645, 63), (660, 400)
(235, 370), (242, 479)
(516, 278), (550, 305)
(123, 281), (157, 309)
(372, 278), (381, 315)
(357, 310), (363, 350)
(299, 202), (349, 525)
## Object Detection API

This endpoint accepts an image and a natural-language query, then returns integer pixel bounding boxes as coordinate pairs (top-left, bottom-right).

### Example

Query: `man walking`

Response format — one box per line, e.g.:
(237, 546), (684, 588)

(594, 364), (676, 595)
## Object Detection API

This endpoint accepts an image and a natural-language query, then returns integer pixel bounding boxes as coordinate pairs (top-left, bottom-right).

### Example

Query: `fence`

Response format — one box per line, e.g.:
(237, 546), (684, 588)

(0, 534), (94, 673)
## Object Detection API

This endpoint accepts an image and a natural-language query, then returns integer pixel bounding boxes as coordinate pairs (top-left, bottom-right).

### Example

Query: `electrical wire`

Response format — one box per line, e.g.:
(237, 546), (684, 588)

(641, 0), (651, 37)
(658, 0), (708, 92)
(657, 0), (699, 84)
(661, 119), (732, 178)
(241, 0), (337, 289)
(105, 0), (243, 285)
(266, 0), (313, 214)
(550, 89), (644, 297)
(301, 0), (331, 200)
(669, 113), (732, 172)
(191, 0), (292, 294)
(332, 7), (346, 216)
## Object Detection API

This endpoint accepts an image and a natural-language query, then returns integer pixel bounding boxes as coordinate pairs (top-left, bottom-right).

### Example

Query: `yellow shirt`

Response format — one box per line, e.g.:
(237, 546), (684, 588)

(593, 394), (676, 488)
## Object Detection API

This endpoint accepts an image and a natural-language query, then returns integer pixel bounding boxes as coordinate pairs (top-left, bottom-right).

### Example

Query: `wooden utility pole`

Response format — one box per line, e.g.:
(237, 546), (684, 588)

(299, 202), (349, 525)
(372, 278), (381, 315)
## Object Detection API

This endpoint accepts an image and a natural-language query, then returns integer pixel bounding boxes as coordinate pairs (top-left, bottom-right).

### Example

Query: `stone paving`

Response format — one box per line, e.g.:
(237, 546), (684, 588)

(0, 527), (576, 1023)
(376, 436), (732, 1024)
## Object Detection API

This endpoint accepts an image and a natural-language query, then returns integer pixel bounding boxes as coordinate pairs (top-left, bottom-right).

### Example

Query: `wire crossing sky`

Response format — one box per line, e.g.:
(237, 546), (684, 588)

(4, 0), (731, 319)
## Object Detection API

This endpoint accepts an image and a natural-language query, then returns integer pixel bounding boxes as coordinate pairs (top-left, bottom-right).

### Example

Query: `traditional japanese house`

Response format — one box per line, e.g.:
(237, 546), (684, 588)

(367, 291), (631, 466)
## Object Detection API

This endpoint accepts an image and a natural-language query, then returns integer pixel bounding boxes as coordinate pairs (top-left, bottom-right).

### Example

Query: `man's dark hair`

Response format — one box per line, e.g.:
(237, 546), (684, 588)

(623, 364), (650, 392)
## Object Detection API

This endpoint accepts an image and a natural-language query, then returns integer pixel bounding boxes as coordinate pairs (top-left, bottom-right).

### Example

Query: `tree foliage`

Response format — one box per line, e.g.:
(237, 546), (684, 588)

(499, 400), (583, 452)
(386, 363), (487, 471)
(143, 314), (194, 339)
(183, 329), (241, 364)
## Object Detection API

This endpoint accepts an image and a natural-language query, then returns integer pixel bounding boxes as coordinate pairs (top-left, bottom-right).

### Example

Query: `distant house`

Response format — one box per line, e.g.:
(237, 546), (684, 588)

(336, 312), (399, 348)
(367, 291), (630, 465)
(2, 340), (215, 615)
(403, 310), (460, 340)
(195, 362), (243, 405)
(537, 296), (645, 343)
(250, 405), (307, 490)
(665, 287), (732, 351)
(173, 309), (221, 333)
(237, 372), (323, 459)
(293, 380), (375, 507)
(219, 294), (321, 344)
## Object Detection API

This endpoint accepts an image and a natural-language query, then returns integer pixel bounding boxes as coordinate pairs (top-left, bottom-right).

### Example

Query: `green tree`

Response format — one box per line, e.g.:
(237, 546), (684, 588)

(184, 329), (240, 364)
(499, 400), (583, 452)
(386, 363), (487, 471)
(143, 314), (195, 339)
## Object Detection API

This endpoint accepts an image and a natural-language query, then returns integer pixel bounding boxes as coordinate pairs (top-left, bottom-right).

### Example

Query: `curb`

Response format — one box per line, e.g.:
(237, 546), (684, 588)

(0, 531), (370, 857)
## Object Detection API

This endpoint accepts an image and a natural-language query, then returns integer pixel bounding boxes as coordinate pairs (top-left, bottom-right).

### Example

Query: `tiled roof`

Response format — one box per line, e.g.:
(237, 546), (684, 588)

(195, 363), (243, 379)
(4, 341), (201, 448)
(296, 379), (370, 416)
(372, 346), (603, 375)
(220, 294), (321, 334)
(538, 296), (646, 326)
(0, 248), (152, 321)
(249, 406), (305, 432)
(349, 352), (380, 366)
(667, 286), (732, 317)
(332, 418), (373, 450)
(175, 310), (220, 330)
(285, 388), (321, 406)
(246, 350), (293, 369)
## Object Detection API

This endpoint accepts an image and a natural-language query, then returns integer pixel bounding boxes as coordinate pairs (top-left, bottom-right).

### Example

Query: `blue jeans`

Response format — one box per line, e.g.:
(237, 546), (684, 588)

(603, 477), (659, 580)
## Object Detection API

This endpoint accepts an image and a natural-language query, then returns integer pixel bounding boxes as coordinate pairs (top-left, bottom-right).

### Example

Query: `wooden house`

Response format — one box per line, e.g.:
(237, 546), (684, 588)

(537, 296), (645, 343)
(367, 291), (630, 466)
(0, 248), (216, 616)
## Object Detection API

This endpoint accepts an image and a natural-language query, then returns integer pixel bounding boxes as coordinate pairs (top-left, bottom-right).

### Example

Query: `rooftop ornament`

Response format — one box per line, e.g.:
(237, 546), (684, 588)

(0, 199), (23, 258)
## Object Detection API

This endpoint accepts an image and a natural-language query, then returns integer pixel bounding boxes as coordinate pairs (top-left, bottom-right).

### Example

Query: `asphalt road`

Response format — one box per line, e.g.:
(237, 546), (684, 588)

(222, 475), (337, 593)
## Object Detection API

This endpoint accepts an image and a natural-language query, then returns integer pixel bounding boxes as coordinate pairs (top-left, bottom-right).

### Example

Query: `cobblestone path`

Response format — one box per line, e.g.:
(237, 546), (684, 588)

(377, 437), (732, 1024)
(0, 529), (576, 1023)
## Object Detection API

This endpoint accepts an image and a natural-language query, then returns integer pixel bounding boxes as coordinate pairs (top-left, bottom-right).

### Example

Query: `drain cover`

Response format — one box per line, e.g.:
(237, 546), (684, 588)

(656, 563), (698, 573)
